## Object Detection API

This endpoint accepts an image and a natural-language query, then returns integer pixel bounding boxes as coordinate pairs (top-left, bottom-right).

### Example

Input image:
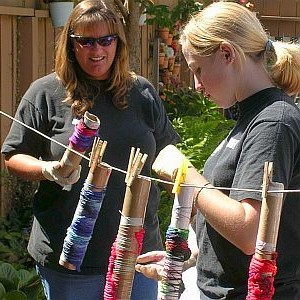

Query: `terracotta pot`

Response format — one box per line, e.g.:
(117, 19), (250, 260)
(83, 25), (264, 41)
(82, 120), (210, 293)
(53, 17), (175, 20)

(172, 63), (181, 76)
(162, 57), (169, 69)
(161, 71), (171, 85)
(158, 28), (169, 42)
(168, 57), (175, 71)
(166, 34), (173, 46)
(159, 53), (165, 68)
(171, 39), (180, 53)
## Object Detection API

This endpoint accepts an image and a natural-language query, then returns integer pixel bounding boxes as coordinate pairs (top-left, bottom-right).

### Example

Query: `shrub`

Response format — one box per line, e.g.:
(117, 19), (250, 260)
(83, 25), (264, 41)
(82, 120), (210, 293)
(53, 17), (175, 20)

(0, 172), (36, 269)
(162, 85), (222, 121)
(173, 116), (235, 171)
(0, 261), (45, 299)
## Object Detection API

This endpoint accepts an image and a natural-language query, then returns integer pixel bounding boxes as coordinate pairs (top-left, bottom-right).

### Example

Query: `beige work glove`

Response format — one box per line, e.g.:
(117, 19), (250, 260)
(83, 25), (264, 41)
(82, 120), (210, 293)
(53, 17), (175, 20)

(41, 161), (81, 187)
(152, 145), (190, 182)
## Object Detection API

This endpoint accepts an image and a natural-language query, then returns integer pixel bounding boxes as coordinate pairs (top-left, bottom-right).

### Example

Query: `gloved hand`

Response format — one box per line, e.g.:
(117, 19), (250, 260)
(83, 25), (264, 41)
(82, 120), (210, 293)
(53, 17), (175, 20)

(152, 145), (190, 182)
(41, 161), (81, 187)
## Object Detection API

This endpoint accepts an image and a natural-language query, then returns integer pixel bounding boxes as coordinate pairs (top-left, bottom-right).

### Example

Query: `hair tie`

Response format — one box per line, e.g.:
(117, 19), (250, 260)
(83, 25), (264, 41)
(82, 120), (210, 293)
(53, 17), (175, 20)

(265, 39), (273, 52)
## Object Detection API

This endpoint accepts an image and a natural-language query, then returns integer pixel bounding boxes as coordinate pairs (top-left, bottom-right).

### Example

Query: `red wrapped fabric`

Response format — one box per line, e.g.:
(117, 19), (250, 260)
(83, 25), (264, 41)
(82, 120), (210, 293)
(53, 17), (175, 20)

(246, 253), (277, 300)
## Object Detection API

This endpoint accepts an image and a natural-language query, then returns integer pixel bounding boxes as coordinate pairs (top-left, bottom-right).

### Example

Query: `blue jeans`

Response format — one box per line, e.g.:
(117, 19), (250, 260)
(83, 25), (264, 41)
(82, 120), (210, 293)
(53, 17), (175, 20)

(36, 264), (157, 300)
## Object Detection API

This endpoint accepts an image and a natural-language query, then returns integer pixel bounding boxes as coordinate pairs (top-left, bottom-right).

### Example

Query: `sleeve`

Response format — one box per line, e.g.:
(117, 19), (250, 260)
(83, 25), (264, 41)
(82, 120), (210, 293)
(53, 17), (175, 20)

(152, 90), (181, 154)
(229, 120), (297, 201)
(137, 77), (180, 155)
(1, 88), (49, 159)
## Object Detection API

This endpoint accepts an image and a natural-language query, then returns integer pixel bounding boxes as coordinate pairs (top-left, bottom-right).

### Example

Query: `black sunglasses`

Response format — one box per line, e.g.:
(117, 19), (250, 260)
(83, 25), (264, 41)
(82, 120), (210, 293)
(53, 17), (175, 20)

(70, 34), (118, 48)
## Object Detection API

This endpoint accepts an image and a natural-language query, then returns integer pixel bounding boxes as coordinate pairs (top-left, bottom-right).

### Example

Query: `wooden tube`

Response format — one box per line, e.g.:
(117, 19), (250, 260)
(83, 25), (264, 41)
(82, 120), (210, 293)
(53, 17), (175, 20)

(115, 177), (151, 300)
(59, 164), (112, 270)
(255, 181), (284, 260)
(255, 162), (284, 260)
(86, 164), (112, 189)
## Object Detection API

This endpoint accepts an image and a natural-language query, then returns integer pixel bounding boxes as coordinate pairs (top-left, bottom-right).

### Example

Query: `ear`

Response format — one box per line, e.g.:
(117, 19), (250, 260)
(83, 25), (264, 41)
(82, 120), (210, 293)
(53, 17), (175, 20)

(219, 42), (235, 63)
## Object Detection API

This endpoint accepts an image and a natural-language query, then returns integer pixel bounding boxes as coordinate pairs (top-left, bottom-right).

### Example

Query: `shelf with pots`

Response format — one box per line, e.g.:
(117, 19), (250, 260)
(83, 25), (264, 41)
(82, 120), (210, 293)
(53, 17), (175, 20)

(158, 24), (182, 91)
(143, 1), (202, 98)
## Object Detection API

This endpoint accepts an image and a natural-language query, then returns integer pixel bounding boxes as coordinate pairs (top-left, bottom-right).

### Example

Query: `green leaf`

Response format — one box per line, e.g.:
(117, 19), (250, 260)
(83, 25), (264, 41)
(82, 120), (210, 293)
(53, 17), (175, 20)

(0, 263), (19, 290)
(17, 269), (44, 299)
(16, 269), (32, 288)
(0, 282), (6, 298)
(18, 270), (40, 289)
(0, 277), (15, 293)
(0, 243), (11, 254)
(2, 290), (27, 300)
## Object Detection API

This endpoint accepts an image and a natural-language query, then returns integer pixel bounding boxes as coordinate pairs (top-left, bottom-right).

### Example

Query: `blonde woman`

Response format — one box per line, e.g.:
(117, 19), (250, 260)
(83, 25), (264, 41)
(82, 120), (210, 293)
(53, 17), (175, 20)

(136, 2), (300, 299)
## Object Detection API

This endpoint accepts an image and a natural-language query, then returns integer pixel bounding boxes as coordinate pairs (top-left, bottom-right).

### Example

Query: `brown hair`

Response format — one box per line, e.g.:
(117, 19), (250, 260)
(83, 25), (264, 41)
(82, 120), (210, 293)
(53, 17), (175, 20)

(55, 0), (136, 116)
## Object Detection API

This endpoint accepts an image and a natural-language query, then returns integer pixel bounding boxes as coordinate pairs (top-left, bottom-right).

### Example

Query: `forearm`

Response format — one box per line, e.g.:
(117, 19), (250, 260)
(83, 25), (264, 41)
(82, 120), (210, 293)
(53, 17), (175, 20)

(4, 153), (45, 181)
(152, 145), (260, 254)
(186, 167), (260, 254)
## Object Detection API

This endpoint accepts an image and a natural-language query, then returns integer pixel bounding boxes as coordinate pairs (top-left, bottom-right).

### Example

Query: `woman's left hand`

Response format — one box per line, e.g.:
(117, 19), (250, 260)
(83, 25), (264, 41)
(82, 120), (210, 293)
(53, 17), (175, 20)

(135, 251), (166, 281)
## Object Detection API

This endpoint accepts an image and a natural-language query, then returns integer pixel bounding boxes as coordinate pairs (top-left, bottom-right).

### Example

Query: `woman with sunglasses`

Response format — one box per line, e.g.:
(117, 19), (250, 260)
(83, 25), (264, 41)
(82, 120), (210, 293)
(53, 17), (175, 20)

(136, 2), (300, 299)
(1, 1), (180, 299)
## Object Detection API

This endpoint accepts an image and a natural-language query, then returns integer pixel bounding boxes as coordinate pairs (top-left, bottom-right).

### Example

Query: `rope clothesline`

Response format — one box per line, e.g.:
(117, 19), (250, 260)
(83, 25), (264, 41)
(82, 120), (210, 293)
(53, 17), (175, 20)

(1, 110), (300, 195)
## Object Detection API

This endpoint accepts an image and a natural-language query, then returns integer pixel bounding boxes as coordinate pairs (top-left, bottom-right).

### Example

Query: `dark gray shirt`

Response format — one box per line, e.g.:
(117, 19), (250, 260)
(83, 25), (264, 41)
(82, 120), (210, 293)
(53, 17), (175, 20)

(1, 73), (180, 275)
(197, 87), (300, 299)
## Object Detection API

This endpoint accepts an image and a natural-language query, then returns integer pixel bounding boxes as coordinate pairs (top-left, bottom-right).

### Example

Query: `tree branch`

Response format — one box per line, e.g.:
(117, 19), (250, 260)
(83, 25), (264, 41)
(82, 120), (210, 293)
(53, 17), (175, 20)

(114, 0), (129, 20)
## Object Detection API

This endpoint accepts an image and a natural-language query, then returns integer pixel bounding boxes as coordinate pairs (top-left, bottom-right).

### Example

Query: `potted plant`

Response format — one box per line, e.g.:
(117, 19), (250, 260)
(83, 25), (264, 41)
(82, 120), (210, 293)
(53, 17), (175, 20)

(170, 0), (203, 26)
(43, 0), (75, 28)
(143, 4), (173, 41)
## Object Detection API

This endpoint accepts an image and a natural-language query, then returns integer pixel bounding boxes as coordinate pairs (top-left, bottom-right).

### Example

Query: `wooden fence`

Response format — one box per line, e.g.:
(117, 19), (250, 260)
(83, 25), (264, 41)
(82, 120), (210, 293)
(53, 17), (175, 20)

(252, 0), (300, 41)
(0, 0), (299, 216)
(0, 3), (57, 215)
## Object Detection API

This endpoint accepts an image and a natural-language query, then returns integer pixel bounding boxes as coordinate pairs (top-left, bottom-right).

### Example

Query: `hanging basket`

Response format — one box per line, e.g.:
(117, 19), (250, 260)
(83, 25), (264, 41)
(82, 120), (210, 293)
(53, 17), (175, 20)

(49, 2), (74, 28)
